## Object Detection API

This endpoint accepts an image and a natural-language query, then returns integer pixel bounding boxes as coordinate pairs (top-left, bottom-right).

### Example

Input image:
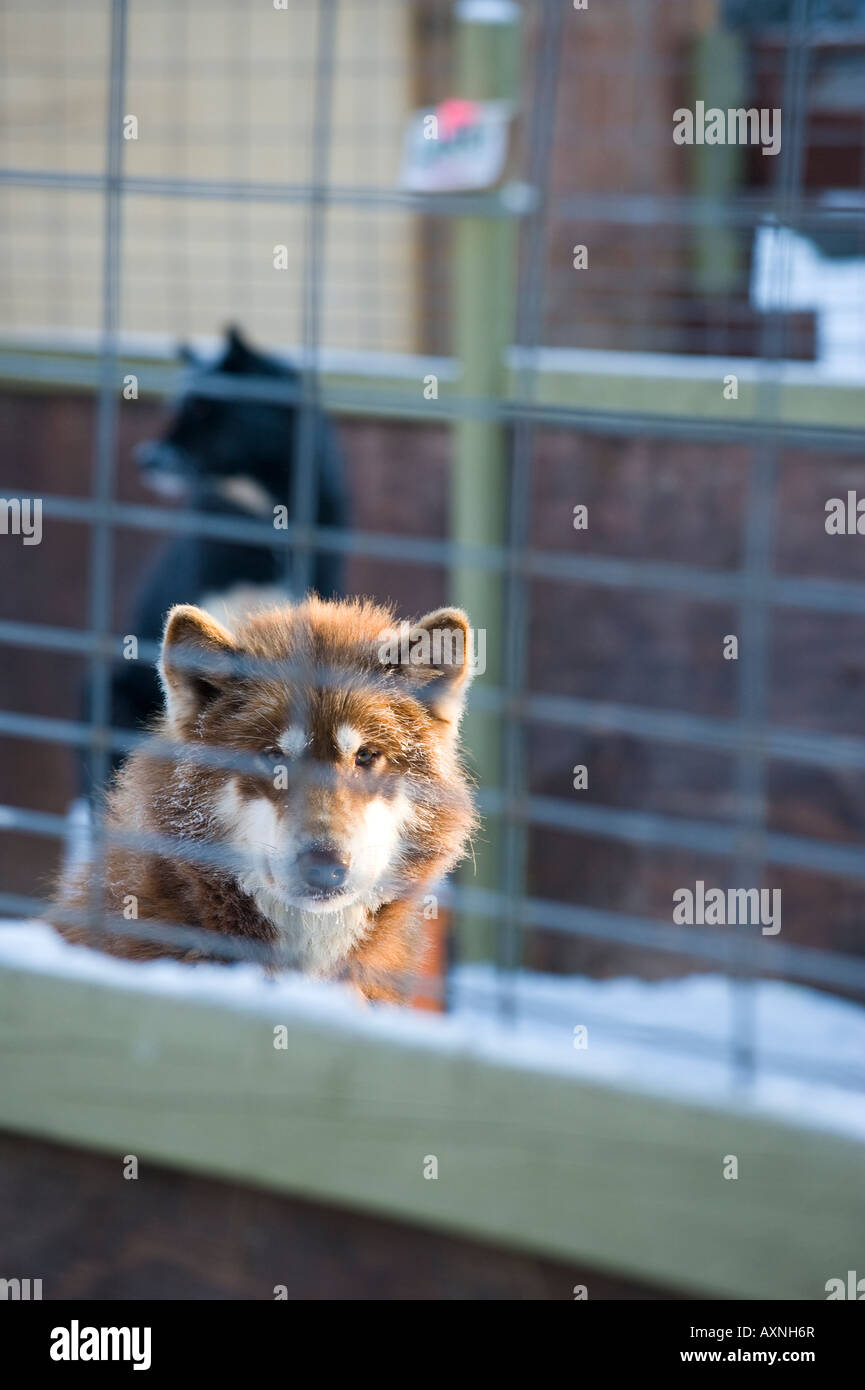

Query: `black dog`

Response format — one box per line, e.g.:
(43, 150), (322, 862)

(82, 326), (348, 794)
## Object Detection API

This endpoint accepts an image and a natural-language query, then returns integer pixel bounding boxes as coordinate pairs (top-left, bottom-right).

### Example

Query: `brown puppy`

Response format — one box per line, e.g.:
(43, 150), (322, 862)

(53, 597), (478, 1002)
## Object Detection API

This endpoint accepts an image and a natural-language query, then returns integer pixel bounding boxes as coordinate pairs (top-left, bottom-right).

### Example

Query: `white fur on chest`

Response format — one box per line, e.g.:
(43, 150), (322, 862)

(240, 882), (371, 976)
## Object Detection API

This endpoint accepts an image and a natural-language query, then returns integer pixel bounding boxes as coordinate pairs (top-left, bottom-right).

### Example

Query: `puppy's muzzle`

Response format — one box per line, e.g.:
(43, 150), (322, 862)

(295, 846), (350, 895)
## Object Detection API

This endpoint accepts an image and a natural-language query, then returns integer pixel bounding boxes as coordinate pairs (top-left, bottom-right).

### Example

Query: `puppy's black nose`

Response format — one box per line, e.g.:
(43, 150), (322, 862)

(296, 848), (349, 893)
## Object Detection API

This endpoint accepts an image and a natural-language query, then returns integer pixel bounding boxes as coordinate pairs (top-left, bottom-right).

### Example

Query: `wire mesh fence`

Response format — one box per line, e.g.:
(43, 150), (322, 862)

(1, 0), (865, 1101)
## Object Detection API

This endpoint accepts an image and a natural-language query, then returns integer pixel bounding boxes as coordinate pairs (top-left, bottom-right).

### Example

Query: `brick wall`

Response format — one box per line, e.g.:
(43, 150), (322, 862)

(1, 388), (862, 989)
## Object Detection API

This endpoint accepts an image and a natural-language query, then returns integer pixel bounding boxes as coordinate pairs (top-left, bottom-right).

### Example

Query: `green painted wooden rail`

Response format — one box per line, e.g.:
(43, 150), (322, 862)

(0, 944), (862, 1300)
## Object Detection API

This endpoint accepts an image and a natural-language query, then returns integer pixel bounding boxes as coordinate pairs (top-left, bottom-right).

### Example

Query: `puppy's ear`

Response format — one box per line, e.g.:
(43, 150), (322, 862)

(177, 341), (199, 366)
(378, 607), (475, 723)
(159, 605), (239, 735)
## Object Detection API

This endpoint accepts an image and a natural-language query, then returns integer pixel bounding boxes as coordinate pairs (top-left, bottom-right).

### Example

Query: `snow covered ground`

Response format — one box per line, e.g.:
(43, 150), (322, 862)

(1, 919), (864, 1144)
(451, 964), (865, 1141)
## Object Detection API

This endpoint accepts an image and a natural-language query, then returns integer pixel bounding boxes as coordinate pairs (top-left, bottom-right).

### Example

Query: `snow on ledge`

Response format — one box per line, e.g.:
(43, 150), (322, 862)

(1, 920), (864, 1144)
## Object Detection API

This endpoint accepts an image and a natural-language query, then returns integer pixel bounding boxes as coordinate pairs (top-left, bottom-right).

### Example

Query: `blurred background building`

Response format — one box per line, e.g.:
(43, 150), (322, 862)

(1, 0), (864, 1300)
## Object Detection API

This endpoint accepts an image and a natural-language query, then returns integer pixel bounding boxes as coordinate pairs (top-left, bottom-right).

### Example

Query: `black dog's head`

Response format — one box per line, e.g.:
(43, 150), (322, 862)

(135, 326), (302, 501)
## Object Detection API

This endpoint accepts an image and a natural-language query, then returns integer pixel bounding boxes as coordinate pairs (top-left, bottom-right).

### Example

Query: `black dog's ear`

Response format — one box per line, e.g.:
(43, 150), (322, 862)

(222, 324), (257, 371)
(178, 341), (200, 366)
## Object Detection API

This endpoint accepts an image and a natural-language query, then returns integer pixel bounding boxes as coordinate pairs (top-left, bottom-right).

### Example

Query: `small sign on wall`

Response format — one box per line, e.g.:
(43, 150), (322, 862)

(400, 98), (512, 192)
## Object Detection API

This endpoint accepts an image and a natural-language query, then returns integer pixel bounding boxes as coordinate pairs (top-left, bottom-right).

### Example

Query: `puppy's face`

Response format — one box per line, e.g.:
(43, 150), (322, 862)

(216, 698), (418, 914)
(158, 599), (474, 916)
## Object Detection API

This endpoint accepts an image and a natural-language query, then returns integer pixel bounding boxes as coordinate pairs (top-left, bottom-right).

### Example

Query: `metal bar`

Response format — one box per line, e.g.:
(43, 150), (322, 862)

(7, 632), (865, 765)
(729, 0), (812, 1089)
(84, 0), (127, 941)
(3, 870), (863, 997)
(290, 0), (338, 599)
(0, 166), (535, 218)
(497, 0), (564, 1017)
(3, 757), (865, 885)
(2, 166), (863, 231)
(12, 490), (865, 615)
(4, 350), (865, 445)
(6, 664), (865, 776)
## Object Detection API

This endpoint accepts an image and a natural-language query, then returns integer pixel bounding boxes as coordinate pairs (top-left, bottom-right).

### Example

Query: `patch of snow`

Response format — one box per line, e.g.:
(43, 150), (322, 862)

(751, 222), (865, 376)
(1, 920), (864, 1144)
(451, 964), (865, 1141)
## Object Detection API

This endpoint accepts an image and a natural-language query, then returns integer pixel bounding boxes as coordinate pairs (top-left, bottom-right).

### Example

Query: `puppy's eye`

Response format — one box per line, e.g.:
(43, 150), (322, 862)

(355, 746), (380, 769)
(255, 746), (284, 774)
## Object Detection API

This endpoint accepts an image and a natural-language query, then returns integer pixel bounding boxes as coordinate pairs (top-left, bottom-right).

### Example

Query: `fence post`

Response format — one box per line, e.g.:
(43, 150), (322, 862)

(691, 20), (745, 296)
(449, 1), (522, 962)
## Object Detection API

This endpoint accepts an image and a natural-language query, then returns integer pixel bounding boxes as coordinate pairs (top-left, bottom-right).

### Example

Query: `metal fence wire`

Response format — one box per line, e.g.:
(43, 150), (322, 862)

(1, 0), (865, 1093)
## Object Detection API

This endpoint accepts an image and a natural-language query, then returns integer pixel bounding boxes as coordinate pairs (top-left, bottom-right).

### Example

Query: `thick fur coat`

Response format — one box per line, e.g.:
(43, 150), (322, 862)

(56, 597), (478, 1002)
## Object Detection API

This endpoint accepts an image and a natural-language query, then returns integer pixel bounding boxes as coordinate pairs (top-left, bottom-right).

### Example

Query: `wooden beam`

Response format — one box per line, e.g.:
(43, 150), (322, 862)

(0, 948), (862, 1299)
(1, 343), (863, 433)
(450, 0), (521, 961)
